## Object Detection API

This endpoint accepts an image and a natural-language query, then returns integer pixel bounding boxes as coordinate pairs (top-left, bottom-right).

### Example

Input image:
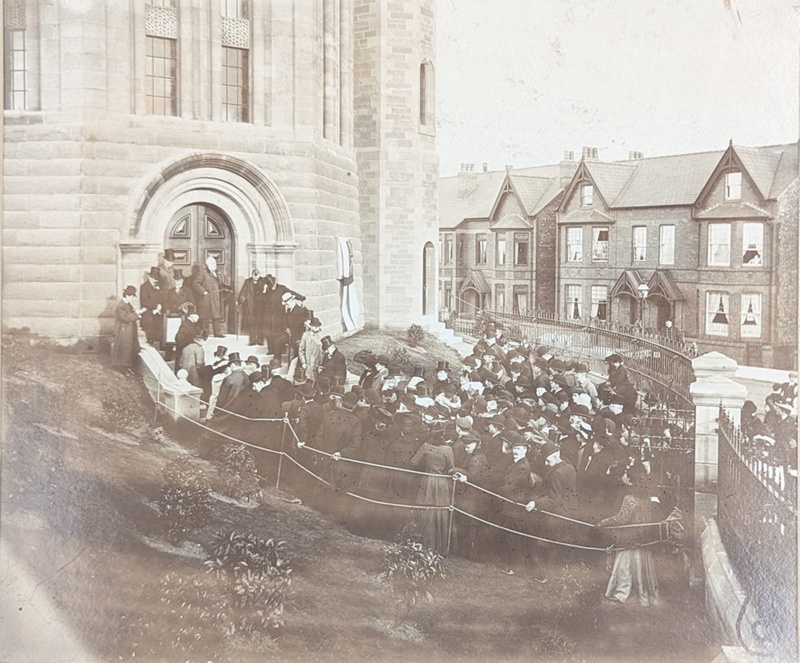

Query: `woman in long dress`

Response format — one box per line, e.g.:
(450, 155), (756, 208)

(598, 463), (660, 606)
(410, 430), (456, 555)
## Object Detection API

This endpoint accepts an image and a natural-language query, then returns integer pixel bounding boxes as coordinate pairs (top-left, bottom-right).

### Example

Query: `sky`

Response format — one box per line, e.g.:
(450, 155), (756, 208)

(435, 0), (800, 176)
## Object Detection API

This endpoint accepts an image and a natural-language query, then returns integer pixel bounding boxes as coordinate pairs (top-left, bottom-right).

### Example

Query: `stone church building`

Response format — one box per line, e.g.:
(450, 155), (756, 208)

(3, 0), (439, 342)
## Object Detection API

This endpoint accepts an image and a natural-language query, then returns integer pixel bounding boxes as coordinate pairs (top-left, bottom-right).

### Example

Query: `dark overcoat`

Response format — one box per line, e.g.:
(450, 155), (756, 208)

(193, 267), (223, 319)
(111, 300), (140, 369)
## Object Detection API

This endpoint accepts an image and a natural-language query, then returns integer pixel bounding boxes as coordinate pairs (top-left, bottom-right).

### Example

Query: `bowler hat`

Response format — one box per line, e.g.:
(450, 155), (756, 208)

(248, 370), (265, 383)
(354, 349), (377, 366)
(148, 266), (160, 280)
(123, 285), (137, 297)
(310, 317), (322, 328)
(298, 381), (316, 398)
(376, 355), (391, 366)
(281, 291), (295, 304)
(173, 269), (184, 280)
(502, 430), (527, 448)
(268, 357), (282, 372)
(605, 353), (623, 364)
(539, 441), (559, 460)
(246, 355), (260, 366)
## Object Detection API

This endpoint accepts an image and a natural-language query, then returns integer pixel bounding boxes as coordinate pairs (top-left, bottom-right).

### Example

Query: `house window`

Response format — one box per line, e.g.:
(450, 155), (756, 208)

(496, 236), (507, 267)
(495, 284), (505, 311)
(444, 282), (452, 309)
(592, 227), (609, 261)
(513, 285), (528, 315)
(742, 223), (764, 266)
(591, 286), (608, 321)
(514, 233), (529, 266)
(706, 291), (730, 336)
(581, 184), (594, 208)
(222, 47), (249, 122)
(740, 293), (762, 338)
(633, 226), (647, 262)
(659, 225), (675, 265)
(444, 235), (454, 265)
(707, 223), (731, 266)
(146, 36), (178, 116)
(419, 61), (434, 127)
(567, 227), (583, 262)
(566, 285), (582, 320)
(458, 238), (465, 265)
(476, 235), (487, 265)
(725, 171), (742, 200)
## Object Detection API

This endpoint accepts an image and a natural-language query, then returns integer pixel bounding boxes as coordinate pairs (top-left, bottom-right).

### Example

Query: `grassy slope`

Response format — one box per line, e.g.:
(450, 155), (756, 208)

(1, 332), (717, 663)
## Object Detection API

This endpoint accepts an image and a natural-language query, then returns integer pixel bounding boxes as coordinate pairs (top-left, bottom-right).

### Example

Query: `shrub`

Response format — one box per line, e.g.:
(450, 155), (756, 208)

(204, 531), (293, 638)
(157, 457), (212, 543)
(379, 537), (446, 626)
(387, 343), (411, 370)
(100, 394), (144, 434)
(218, 443), (262, 502)
(406, 324), (425, 348)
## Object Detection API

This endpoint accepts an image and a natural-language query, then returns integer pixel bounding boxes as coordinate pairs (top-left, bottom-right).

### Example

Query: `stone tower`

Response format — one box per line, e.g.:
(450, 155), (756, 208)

(353, 0), (440, 328)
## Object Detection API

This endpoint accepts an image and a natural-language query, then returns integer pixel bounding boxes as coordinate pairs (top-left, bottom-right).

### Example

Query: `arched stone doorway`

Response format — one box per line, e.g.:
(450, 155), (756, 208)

(120, 153), (295, 299)
(422, 242), (436, 316)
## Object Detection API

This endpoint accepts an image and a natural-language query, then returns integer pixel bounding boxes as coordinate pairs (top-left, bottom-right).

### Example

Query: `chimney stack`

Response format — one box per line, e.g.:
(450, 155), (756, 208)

(563, 150), (574, 161)
(458, 163), (478, 198)
(628, 151), (644, 160)
(482, 162), (488, 173)
(581, 146), (598, 160)
(560, 150), (578, 186)
(505, 164), (513, 171)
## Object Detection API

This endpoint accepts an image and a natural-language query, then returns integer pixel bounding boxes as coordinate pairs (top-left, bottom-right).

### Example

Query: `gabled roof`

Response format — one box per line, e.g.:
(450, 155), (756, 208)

(459, 269), (491, 294)
(647, 270), (684, 302)
(439, 171), (509, 229)
(508, 175), (563, 216)
(585, 162), (637, 206)
(609, 269), (646, 299)
(768, 145), (799, 198)
(559, 208), (614, 224)
(694, 201), (770, 220)
(612, 151), (725, 208)
(735, 145), (783, 200)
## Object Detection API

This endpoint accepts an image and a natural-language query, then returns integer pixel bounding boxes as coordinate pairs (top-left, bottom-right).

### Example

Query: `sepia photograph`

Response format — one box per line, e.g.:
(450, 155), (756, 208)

(1, 1), (798, 662)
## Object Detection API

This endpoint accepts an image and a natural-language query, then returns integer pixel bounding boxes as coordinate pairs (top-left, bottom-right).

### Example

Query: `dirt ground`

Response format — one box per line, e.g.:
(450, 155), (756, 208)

(1, 331), (720, 663)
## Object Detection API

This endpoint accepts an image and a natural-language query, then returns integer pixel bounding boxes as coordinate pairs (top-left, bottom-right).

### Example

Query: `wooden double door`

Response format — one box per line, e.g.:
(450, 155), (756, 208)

(165, 204), (236, 327)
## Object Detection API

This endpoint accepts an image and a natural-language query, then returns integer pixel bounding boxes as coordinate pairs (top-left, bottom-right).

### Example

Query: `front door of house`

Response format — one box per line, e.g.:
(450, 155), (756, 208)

(165, 204), (235, 327)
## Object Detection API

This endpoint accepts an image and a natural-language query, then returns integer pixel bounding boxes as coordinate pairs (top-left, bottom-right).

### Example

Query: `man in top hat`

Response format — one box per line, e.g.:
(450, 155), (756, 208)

(180, 330), (208, 389)
(237, 268), (264, 345)
(318, 336), (347, 383)
(298, 317), (325, 383)
(157, 248), (177, 291)
(161, 268), (194, 360)
(192, 255), (225, 337)
(112, 285), (147, 376)
(359, 353), (389, 394)
(281, 290), (311, 362)
(139, 266), (164, 346)
(432, 360), (457, 397)
(202, 348), (233, 421)
(213, 353), (249, 420)
(316, 391), (363, 499)
(256, 274), (290, 359)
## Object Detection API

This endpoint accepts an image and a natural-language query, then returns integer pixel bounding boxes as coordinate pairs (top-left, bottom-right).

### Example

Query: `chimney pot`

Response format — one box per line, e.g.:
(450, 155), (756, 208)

(563, 150), (574, 161)
(505, 164), (513, 171)
(483, 162), (488, 173)
(582, 147), (590, 159)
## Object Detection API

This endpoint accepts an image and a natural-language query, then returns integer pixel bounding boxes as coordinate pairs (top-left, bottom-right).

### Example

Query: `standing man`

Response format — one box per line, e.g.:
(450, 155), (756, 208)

(298, 317), (325, 383)
(157, 249), (177, 291)
(112, 285), (147, 377)
(140, 267), (164, 346)
(282, 291), (311, 365)
(258, 274), (290, 359)
(193, 255), (224, 337)
(237, 268), (263, 345)
(318, 336), (347, 383)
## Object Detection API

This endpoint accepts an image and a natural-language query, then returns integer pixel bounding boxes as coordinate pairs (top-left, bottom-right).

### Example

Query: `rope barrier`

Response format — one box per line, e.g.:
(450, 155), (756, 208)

(153, 395), (683, 547)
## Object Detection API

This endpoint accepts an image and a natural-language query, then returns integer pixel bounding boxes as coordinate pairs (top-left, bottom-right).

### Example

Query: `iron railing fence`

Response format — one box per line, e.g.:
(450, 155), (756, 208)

(442, 308), (697, 409)
(717, 408), (797, 659)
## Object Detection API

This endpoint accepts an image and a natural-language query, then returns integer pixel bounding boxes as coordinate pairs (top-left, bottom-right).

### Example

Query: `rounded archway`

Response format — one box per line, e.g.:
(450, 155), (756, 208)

(120, 153), (295, 295)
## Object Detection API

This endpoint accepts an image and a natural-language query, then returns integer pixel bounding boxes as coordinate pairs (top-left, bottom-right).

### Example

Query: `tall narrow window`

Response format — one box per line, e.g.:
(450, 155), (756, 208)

(725, 171), (742, 200)
(419, 60), (434, 127)
(742, 223), (764, 266)
(659, 225), (675, 265)
(707, 223), (731, 266)
(145, 1), (178, 116)
(514, 233), (529, 266)
(4, 0), (38, 111)
(445, 235), (454, 265)
(476, 235), (487, 265)
(706, 291), (730, 336)
(222, 0), (250, 123)
(567, 227), (583, 262)
(632, 226), (647, 262)
(566, 285), (582, 319)
(591, 286), (608, 321)
(740, 293), (762, 338)
(496, 235), (507, 267)
(495, 284), (505, 311)
(581, 184), (594, 208)
(513, 285), (528, 315)
(592, 227), (609, 261)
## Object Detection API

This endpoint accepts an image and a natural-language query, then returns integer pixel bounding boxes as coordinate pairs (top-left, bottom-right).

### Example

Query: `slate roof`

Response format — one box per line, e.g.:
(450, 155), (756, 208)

(694, 201), (771, 220)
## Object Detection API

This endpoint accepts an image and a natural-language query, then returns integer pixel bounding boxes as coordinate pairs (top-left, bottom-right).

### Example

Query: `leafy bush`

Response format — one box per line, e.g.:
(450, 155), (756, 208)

(406, 324), (425, 348)
(387, 343), (411, 370)
(218, 443), (262, 502)
(100, 394), (144, 433)
(157, 457), (212, 543)
(379, 537), (446, 626)
(204, 531), (293, 638)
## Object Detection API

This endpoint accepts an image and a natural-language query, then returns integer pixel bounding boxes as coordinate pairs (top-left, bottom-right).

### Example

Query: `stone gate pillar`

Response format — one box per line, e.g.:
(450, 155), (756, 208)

(690, 352), (749, 495)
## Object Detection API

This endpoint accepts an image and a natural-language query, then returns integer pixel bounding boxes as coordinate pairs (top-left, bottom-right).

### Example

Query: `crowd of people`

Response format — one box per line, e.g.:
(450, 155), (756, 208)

(740, 372), (798, 500)
(185, 314), (683, 602)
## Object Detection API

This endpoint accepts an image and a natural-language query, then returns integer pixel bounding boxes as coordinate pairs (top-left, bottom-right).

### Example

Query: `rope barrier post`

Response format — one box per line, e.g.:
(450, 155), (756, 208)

(276, 418), (287, 491)
(446, 476), (457, 557)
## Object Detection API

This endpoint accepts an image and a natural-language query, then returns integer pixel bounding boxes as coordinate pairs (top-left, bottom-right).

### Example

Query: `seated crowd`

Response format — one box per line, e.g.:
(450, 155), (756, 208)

(199, 319), (683, 582)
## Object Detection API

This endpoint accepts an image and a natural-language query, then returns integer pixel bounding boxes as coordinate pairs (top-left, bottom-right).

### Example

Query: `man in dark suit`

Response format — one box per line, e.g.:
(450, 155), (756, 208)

(257, 274), (290, 359)
(192, 255), (224, 337)
(318, 336), (347, 383)
(140, 267), (163, 345)
(315, 391), (363, 503)
(280, 291), (311, 364)
(237, 268), (263, 345)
